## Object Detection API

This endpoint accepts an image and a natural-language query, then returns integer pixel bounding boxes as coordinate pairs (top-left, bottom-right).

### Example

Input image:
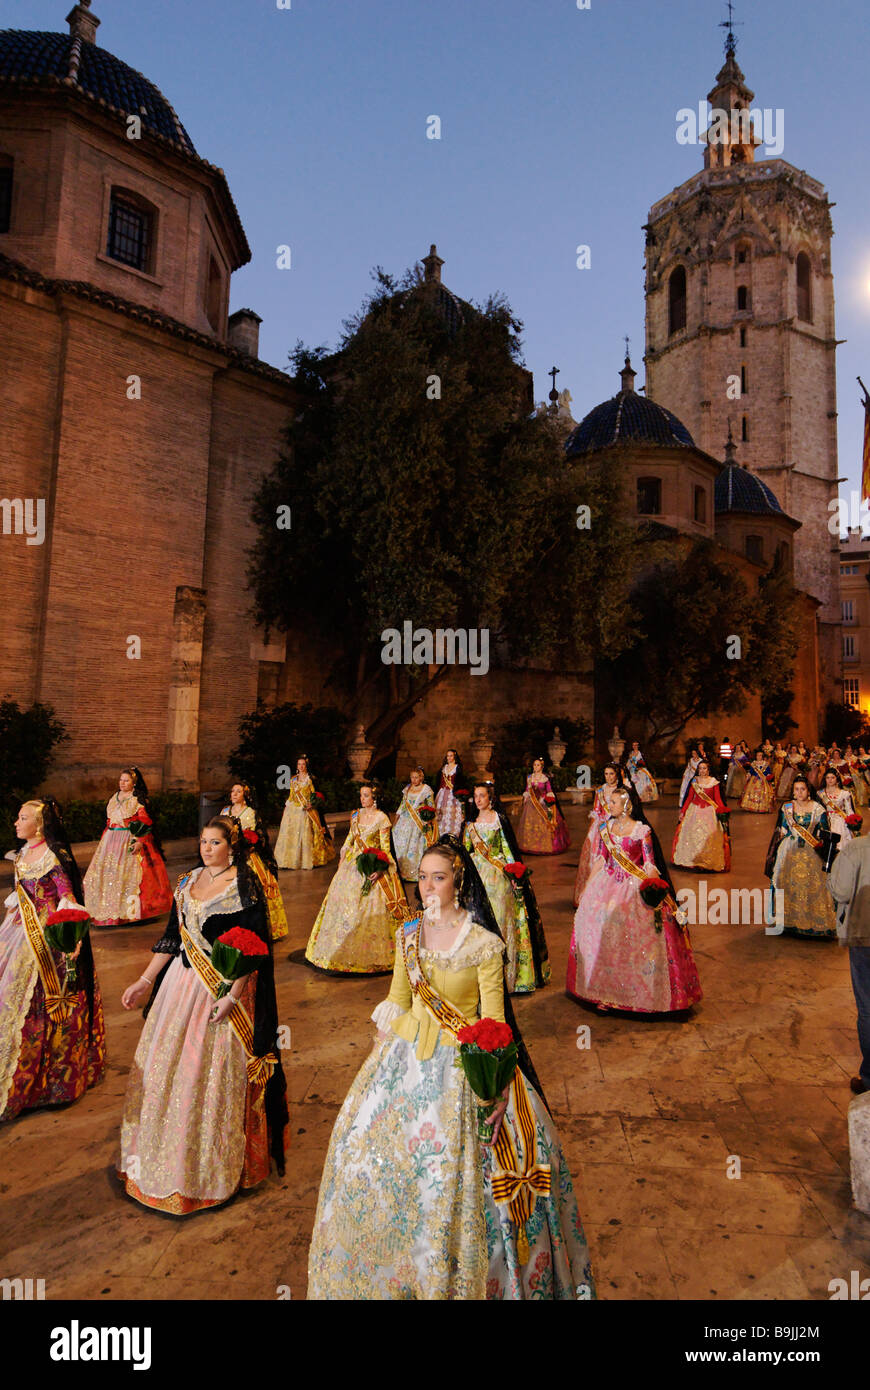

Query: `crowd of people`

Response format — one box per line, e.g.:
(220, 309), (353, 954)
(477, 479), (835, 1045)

(1, 734), (867, 1300)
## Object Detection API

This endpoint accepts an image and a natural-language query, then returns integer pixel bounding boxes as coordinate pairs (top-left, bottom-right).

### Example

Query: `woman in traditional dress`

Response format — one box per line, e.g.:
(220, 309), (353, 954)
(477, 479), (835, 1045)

(572, 763), (621, 908)
(776, 744), (805, 802)
(464, 783), (549, 995)
(818, 768), (860, 845)
(118, 817), (288, 1213)
(843, 745), (868, 809)
(83, 767), (172, 927)
(569, 786), (702, 1015)
(514, 757), (571, 855)
(1, 798), (106, 1122)
(221, 783), (288, 942)
(672, 759), (731, 871)
(771, 742), (787, 792)
(392, 767), (438, 882)
(854, 747), (870, 809)
(305, 782), (408, 974)
(434, 748), (468, 838)
(739, 749), (776, 813)
(307, 838), (595, 1300)
(274, 756), (335, 871)
(625, 742), (658, 803)
(725, 740), (750, 800)
(764, 778), (837, 939)
(807, 745), (827, 791)
(678, 746), (703, 805)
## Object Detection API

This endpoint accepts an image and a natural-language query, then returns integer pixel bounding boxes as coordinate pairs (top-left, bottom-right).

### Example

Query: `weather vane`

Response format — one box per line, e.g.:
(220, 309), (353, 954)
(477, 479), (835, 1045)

(624, 335), (631, 360)
(719, 1), (743, 56)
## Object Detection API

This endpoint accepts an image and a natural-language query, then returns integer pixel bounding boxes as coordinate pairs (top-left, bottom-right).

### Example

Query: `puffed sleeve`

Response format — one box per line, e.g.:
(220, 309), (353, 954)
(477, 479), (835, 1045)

(639, 824), (657, 871)
(477, 946), (506, 1024)
(378, 816), (394, 859)
(48, 862), (74, 902)
(371, 939), (412, 1028)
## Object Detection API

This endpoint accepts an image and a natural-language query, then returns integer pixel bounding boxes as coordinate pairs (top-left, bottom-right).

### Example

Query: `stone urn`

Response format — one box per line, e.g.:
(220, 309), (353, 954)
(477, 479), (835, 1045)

(607, 724), (625, 764)
(547, 725), (567, 768)
(347, 724), (374, 781)
(470, 726), (495, 780)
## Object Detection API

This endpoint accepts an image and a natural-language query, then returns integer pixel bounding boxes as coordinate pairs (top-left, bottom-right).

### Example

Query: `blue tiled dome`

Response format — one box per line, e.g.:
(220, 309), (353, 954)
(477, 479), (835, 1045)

(0, 29), (196, 154)
(715, 464), (783, 515)
(565, 367), (695, 458)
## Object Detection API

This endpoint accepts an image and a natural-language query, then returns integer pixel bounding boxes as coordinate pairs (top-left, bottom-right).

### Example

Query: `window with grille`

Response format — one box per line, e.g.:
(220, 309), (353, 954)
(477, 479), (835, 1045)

(844, 635), (857, 660)
(844, 678), (860, 708)
(637, 477), (662, 516)
(106, 190), (153, 272)
(0, 157), (12, 233)
(843, 600), (855, 623)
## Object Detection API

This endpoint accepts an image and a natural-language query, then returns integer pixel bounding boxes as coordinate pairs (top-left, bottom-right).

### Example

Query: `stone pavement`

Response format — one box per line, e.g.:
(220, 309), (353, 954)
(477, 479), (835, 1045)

(2, 799), (870, 1301)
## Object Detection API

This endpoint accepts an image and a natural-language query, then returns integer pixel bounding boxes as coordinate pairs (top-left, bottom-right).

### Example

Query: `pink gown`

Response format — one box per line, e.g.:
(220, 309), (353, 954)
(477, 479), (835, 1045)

(568, 821), (702, 1014)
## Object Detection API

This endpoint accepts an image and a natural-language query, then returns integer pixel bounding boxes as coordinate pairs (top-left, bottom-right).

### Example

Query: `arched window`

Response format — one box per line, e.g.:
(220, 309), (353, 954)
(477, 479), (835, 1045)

(0, 154), (12, 233)
(205, 253), (223, 332)
(736, 285), (750, 312)
(668, 266), (687, 335)
(745, 534), (764, 565)
(106, 187), (156, 273)
(797, 252), (812, 323)
(637, 477), (662, 516)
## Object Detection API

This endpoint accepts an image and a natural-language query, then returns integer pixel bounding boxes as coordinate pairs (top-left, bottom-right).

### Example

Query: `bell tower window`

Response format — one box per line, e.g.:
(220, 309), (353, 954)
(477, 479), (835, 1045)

(0, 155), (12, 233)
(745, 534), (764, 565)
(797, 252), (813, 323)
(668, 266), (687, 336)
(106, 189), (156, 273)
(736, 285), (751, 312)
(637, 477), (662, 516)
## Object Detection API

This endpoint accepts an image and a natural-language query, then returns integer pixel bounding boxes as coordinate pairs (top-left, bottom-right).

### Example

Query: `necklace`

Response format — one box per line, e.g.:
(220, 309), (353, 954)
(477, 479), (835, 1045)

(206, 865), (232, 884)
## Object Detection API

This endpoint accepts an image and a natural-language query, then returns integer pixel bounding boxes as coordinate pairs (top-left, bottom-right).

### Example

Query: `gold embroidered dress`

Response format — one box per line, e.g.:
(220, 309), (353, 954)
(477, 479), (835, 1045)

(767, 803), (837, 939)
(305, 810), (407, 973)
(740, 760), (776, 813)
(392, 784), (437, 880)
(307, 912), (595, 1300)
(274, 775), (335, 870)
(221, 803), (288, 941)
(463, 818), (550, 995)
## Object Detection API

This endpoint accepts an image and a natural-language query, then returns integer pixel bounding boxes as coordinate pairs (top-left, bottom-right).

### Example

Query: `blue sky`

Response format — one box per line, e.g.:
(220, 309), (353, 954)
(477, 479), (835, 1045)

(17, 0), (870, 488)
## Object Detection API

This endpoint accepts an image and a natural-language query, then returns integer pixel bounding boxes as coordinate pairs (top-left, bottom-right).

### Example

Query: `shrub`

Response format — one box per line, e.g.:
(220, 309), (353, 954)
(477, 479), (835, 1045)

(228, 702), (350, 814)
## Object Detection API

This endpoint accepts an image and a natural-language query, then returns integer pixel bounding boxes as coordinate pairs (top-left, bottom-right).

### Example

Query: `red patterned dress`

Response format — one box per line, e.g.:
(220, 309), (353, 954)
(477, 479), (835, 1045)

(84, 793), (172, 926)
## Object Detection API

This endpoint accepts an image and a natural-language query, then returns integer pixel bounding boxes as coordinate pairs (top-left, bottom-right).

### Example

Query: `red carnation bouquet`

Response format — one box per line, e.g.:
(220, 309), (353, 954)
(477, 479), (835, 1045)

(418, 806), (436, 823)
(639, 875), (670, 910)
(456, 1017), (518, 1142)
(356, 847), (391, 896)
(211, 925), (269, 999)
(544, 793), (556, 805)
(503, 861), (529, 896)
(44, 907), (91, 989)
(243, 828), (259, 845)
(846, 813), (863, 831)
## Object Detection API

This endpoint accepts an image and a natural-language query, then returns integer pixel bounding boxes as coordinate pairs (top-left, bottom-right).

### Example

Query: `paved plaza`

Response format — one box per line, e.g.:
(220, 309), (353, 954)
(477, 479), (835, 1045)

(2, 799), (870, 1301)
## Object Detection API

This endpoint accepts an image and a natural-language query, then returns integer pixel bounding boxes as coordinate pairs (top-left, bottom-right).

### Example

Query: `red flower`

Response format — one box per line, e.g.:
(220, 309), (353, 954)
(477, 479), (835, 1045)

(846, 814), (862, 829)
(455, 788), (470, 799)
(134, 810), (153, 826)
(503, 862), (528, 881)
(46, 907), (90, 924)
(243, 828), (259, 844)
(544, 793), (556, 804)
(314, 791), (324, 801)
(215, 926), (268, 956)
(456, 1017), (514, 1052)
(640, 876), (669, 893)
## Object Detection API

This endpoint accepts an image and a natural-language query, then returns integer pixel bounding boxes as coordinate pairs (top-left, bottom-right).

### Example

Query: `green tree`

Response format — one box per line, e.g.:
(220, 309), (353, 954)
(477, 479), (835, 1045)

(822, 701), (870, 747)
(598, 541), (801, 754)
(227, 702), (349, 815)
(0, 699), (68, 803)
(248, 264), (639, 766)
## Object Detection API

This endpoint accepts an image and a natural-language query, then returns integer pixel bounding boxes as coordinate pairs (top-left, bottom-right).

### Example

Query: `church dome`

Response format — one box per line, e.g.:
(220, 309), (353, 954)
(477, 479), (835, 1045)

(0, 23), (196, 155)
(564, 358), (695, 458)
(715, 462), (783, 515)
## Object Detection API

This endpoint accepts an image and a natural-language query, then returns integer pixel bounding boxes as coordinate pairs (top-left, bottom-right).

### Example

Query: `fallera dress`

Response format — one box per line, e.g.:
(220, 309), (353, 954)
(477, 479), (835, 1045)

(221, 803), (288, 941)
(626, 751), (658, 803)
(569, 820), (702, 1014)
(765, 802), (837, 939)
(305, 810), (408, 973)
(274, 775), (335, 870)
(463, 818), (549, 995)
(672, 777), (731, 872)
(307, 911), (595, 1300)
(83, 793), (172, 926)
(818, 788), (858, 844)
(435, 766), (466, 838)
(725, 750), (750, 799)
(0, 848), (106, 1121)
(392, 784), (438, 881)
(740, 761), (776, 813)
(117, 869), (287, 1213)
(573, 784), (612, 908)
(514, 775), (571, 855)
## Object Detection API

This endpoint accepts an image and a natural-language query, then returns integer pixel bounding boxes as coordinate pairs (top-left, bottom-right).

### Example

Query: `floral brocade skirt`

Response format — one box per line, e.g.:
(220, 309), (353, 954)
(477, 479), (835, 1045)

(740, 778), (775, 813)
(672, 803), (729, 872)
(249, 852), (288, 941)
(435, 790), (465, 839)
(472, 855), (549, 995)
(304, 855), (401, 973)
(0, 909), (106, 1122)
(307, 1034), (595, 1300)
(630, 768), (659, 803)
(118, 958), (272, 1213)
(84, 828), (172, 926)
(274, 803), (335, 871)
(772, 843), (837, 939)
(514, 801), (571, 856)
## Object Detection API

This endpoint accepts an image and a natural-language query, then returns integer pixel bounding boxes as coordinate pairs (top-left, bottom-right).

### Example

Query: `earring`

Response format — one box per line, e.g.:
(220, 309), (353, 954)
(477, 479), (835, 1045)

(229, 854), (234, 865)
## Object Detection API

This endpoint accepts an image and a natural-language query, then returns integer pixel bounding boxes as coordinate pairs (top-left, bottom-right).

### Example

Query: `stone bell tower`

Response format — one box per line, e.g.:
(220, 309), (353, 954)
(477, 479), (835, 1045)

(642, 21), (841, 709)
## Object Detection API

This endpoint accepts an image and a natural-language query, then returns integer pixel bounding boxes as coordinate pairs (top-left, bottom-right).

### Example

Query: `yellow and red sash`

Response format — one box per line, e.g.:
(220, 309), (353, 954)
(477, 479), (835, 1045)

(599, 821), (679, 911)
(402, 792), (438, 848)
(398, 915), (549, 1262)
(349, 815), (409, 924)
(466, 821), (512, 876)
(15, 880), (75, 1022)
(289, 778), (330, 854)
(177, 902), (277, 1090)
(527, 780), (555, 829)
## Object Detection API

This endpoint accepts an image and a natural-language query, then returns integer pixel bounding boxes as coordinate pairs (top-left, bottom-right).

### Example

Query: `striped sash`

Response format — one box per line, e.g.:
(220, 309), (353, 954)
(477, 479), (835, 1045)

(15, 881), (74, 1022)
(177, 908), (277, 1089)
(466, 822), (511, 876)
(527, 781), (554, 829)
(790, 803), (824, 848)
(349, 816), (409, 923)
(402, 792), (438, 847)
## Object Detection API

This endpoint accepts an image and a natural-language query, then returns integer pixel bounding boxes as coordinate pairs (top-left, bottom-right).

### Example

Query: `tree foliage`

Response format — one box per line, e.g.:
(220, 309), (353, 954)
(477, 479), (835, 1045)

(248, 264), (639, 763)
(0, 699), (68, 805)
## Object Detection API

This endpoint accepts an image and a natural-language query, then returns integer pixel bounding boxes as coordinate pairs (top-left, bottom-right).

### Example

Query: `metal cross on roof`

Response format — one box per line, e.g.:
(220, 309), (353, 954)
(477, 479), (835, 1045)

(720, 1), (744, 56)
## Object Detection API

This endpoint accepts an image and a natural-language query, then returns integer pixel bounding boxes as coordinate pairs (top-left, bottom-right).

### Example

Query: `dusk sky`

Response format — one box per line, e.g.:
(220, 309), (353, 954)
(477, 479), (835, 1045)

(19, 0), (870, 489)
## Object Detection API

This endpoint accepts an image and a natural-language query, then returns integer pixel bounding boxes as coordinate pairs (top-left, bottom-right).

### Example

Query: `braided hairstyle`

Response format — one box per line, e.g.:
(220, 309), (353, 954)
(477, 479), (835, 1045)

(418, 835), (550, 1113)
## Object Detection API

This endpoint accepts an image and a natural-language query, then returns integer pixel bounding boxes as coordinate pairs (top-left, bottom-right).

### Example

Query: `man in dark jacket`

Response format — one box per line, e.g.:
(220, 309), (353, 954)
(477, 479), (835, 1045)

(829, 835), (870, 1094)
